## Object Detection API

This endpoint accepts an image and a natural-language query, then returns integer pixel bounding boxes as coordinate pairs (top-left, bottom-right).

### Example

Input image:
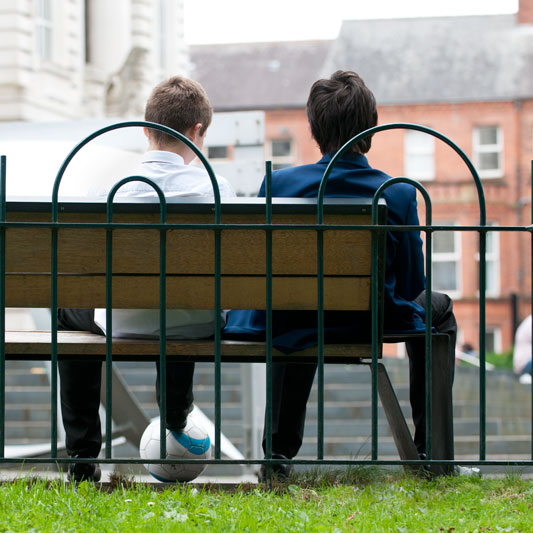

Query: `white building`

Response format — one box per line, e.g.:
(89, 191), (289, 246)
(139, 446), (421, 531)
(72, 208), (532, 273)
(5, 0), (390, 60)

(0, 0), (187, 121)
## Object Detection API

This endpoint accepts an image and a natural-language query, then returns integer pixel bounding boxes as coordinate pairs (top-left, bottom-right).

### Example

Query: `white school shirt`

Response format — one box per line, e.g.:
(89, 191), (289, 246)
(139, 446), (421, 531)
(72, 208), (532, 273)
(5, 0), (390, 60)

(93, 150), (236, 339)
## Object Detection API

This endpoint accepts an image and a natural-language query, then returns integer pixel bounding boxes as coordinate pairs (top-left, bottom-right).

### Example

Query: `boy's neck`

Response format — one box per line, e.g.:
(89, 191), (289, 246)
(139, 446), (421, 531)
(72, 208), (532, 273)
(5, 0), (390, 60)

(148, 142), (194, 164)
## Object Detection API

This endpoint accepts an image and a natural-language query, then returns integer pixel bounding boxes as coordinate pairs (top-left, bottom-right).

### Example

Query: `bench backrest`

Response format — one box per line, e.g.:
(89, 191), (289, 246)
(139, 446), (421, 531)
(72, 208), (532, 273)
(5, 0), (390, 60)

(3, 197), (386, 318)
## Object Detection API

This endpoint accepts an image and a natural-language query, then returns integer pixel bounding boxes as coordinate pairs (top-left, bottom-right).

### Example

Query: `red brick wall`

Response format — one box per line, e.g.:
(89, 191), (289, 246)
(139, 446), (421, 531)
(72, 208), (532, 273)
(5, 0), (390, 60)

(265, 109), (321, 165)
(265, 99), (533, 352)
(518, 0), (533, 24)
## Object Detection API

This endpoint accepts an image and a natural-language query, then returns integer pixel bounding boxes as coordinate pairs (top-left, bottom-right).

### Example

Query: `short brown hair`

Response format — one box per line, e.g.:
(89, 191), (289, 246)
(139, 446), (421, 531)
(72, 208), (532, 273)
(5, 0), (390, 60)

(144, 76), (213, 145)
(306, 70), (378, 154)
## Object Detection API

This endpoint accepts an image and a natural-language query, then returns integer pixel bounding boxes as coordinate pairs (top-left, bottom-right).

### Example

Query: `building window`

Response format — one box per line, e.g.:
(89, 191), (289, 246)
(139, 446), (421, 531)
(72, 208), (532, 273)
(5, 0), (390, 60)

(268, 139), (294, 170)
(157, 0), (168, 71)
(485, 326), (502, 354)
(404, 130), (435, 180)
(36, 0), (53, 61)
(473, 126), (503, 178)
(84, 0), (91, 63)
(432, 223), (461, 296)
(476, 224), (500, 297)
(207, 146), (229, 160)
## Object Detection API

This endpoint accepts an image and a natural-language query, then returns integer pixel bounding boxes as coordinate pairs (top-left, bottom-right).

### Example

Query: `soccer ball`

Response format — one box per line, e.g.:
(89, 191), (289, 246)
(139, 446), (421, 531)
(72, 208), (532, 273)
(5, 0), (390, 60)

(139, 417), (211, 482)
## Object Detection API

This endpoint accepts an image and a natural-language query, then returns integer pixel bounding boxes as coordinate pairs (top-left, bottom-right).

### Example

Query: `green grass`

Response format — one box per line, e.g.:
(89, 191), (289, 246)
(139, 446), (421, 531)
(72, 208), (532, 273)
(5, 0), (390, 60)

(459, 348), (514, 371)
(485, 349), (514, 370)
(0, 473), (532, 532)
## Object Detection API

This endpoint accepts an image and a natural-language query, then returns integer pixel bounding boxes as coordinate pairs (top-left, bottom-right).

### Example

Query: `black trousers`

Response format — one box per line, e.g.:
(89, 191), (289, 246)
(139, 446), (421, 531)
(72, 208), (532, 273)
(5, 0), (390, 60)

(263, 291), (457, 458)
(57, 309), (194, 458)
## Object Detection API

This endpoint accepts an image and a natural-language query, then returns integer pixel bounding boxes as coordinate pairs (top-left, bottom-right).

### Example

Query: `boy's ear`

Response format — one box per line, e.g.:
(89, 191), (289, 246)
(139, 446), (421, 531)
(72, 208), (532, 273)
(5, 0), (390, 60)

(143, 127), (151, 140)
(188, 123), (203, 142)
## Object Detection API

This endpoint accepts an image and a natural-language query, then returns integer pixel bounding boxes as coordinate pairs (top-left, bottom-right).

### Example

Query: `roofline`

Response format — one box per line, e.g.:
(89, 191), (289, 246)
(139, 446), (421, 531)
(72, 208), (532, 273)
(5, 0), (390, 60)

(213, 104), (306, 112)
(190, 38), (334, 49)
(340, 12), (517, 24)
(212, 97), (533, 114)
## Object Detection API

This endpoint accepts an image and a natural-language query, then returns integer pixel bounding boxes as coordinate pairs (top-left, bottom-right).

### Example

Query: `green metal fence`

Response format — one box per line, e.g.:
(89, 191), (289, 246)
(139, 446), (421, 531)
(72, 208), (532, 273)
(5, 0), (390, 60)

(0, 121), (532, 480)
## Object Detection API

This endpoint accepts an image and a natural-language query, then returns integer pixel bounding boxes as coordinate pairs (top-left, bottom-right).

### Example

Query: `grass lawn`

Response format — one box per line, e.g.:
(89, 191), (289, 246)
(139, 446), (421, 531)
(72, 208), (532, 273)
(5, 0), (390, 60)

(0, 472), (531, 532)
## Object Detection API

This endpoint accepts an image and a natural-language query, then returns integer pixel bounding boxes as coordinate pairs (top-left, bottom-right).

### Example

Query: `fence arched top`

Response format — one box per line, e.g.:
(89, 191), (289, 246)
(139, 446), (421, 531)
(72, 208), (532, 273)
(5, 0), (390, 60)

(51, 121), (221, 222)
(106, 176), (167, 224)
(372, 176), (432, 227)
(317, 122), (486, 226)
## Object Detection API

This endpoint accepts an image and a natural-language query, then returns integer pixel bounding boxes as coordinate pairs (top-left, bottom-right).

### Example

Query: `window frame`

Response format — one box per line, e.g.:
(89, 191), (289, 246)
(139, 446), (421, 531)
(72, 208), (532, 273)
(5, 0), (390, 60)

(403, 129), (435, 181)
(485, 326), (502, 354)
(431, 222), (462, 298)
(472, 125), (503, 179)
(267, 138), (295, 171)
(36, 0), (54, 62)
(207, 145), (230, 161)
(475, 223), (500, 298)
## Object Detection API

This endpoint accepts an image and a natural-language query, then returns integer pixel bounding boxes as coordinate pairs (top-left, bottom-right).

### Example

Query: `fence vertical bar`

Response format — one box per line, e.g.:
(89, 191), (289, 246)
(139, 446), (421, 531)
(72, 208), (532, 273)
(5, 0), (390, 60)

(50, 197), (60, 460)
(213, 187), (222, 461)
(316, 195), (325, 461)
(531, 160), (533, 460)
(370, 205), (379, 460)
(104, 209), (113, 459)
(0, 155), (6, 457)
(424, 219), (433, 460)
(106, 177), (167, 460)
(159, 204), (167, 458)
(373, 177), (433, 461)
(264, 161), (273, 486)
(479, 227), (487, 460)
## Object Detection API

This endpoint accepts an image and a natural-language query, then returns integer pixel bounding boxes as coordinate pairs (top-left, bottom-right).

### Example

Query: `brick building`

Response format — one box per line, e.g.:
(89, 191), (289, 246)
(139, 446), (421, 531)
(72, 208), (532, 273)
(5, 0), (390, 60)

(191, 1), (533, 354)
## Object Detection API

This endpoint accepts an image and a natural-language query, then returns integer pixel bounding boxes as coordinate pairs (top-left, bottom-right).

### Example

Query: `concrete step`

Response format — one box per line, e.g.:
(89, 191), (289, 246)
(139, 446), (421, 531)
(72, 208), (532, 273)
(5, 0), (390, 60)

(3, 422), (52, 440)
(297, 434), (533, 459)
(114, 362), (243, 387)
(3, 360), (47, 371)
(3, 406), (51, 423)
(4, 369), (50, 387)
(4, 388), (52, 404)
(124, 386), (242, 406)
(308, 383), (410, 403)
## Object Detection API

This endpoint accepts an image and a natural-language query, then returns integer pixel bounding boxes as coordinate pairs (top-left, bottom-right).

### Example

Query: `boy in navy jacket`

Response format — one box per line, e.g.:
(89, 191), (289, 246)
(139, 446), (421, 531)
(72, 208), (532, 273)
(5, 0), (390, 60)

(224, 71), (457, 479)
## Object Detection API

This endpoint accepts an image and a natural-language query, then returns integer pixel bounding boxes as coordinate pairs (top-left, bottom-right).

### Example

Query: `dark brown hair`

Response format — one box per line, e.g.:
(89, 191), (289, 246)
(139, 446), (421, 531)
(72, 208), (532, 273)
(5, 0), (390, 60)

(144, 76), (213, 145)
(306, 70), (378, 154)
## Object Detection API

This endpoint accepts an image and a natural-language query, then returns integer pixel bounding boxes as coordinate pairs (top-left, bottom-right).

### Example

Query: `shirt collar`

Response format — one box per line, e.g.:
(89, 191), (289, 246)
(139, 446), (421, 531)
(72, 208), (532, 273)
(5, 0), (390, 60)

(142, 150), (185, 166)
(318, 151), (371, 168)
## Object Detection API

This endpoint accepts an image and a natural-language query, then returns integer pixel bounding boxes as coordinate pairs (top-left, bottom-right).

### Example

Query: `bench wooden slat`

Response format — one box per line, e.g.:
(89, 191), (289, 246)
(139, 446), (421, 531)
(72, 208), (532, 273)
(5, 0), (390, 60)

(3, 330), (374, 360)
(6, 225), (370, 275)
(4, 274), (370, 309)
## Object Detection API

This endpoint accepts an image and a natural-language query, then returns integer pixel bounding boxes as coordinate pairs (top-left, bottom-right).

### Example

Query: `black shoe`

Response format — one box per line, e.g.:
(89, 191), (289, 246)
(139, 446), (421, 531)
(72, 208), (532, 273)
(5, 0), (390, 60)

(258, 454), (293, 483)
(67, 456), (101, 483)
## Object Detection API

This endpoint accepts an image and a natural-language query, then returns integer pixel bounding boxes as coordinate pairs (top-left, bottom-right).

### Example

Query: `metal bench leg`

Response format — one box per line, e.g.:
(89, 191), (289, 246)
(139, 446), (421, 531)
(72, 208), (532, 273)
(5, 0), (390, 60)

(429, 334), (455, 475)
(376, 363), (419, 462)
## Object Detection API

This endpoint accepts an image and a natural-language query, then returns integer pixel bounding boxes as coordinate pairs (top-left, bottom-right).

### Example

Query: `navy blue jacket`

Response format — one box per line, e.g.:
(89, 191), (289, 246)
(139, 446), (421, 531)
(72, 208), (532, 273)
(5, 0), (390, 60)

(223, 152), (426, 353)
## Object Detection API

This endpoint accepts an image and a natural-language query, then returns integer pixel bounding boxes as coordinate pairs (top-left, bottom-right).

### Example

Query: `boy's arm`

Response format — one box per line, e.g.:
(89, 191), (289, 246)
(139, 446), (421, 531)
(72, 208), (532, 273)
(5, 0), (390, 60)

(393, 190), (425, 301)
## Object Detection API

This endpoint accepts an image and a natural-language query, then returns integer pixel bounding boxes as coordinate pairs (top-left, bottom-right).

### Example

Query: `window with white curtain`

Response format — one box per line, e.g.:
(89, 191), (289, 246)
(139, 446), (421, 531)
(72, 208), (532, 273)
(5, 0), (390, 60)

(473, 126), (503, 178)
(36, 0), (53, 61)
(432, 223), (461, 296)
(476, 223), (500, 297)
(404, 130), (435, 181)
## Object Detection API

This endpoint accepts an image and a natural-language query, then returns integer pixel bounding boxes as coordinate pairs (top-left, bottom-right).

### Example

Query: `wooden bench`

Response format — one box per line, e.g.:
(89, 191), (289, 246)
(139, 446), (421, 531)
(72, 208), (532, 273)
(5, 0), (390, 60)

(0, 196), (453, 470)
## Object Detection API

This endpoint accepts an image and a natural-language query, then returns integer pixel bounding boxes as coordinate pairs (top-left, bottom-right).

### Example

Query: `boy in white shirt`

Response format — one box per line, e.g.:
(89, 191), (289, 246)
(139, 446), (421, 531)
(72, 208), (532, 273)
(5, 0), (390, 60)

(58, 76), (235, 482)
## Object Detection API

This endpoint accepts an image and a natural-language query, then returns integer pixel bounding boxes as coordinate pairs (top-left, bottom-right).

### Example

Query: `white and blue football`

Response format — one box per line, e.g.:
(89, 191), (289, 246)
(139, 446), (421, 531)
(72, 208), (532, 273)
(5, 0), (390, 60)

(139, 416), (211, 482)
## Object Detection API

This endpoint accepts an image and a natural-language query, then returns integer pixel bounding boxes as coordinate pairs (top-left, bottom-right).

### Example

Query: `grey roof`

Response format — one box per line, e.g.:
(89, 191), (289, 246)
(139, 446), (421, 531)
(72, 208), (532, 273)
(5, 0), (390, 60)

(191, 14), (533, 109)
(190, 40), (331, 110)
(324, 14), (533, 105)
